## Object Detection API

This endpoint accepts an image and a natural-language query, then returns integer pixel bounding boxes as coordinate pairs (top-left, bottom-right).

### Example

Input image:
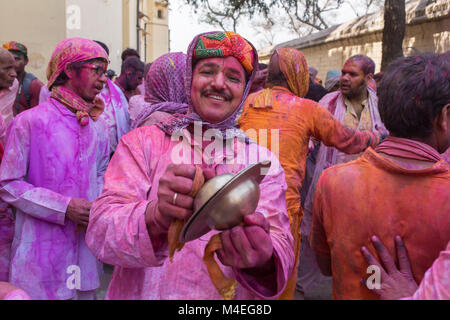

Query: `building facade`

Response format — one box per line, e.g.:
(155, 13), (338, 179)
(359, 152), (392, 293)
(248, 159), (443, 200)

(258, 0), (450, 81)
(0, 0), (169, 82)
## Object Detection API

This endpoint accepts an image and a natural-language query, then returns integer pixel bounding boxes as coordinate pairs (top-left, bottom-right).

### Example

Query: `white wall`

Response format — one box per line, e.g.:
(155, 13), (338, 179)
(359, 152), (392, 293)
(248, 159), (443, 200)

(65, 0), (123, 74)
(0, 0), (66, 81)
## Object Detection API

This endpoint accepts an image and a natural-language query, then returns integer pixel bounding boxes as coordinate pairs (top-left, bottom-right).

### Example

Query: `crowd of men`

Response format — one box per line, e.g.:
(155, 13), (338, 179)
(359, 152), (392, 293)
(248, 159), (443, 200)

(0, 32), (448, 300)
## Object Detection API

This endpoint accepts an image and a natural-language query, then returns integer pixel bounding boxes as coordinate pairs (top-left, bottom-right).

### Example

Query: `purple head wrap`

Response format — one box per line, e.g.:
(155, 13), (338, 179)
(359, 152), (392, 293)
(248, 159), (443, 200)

(132, 52), (188, 129)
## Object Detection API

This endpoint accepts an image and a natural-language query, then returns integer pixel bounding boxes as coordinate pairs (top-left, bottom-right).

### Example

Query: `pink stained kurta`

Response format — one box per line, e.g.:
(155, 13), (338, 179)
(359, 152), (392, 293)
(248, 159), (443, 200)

(0, 98), (110, 300)
(86, 125), (295, 300)
(0, 204), (14, 281)
(405, 241), (450, 300)
(128, 94), (147, 125)
(98, 79), (131, 155)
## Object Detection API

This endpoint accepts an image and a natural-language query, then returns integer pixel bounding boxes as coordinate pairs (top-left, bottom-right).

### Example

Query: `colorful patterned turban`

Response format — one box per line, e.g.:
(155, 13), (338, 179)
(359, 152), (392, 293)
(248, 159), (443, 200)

(46, 38), (109, 89)
(193, 31), (255, 75)
(276, 48), (310, 98)
(3, 41), (28, 59)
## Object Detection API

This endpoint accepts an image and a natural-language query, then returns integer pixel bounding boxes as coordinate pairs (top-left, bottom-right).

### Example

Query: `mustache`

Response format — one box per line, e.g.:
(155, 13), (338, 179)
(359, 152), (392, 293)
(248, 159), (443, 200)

(202, 90), (232, 101)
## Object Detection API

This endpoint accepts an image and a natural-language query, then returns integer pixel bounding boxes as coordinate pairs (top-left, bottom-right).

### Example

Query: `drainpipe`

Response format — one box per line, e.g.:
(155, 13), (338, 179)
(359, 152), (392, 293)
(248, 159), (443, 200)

(136, 0), (140, 53)
(144, 22), (148, 62)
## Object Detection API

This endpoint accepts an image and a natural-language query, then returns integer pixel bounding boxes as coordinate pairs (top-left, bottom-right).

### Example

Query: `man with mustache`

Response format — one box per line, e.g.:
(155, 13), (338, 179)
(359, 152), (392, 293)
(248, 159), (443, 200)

(310, 52), (449, 299)
(86, 31), (295, 300)
(238, 48), (383, 299)
(0, 38), (110, 300)
(298, 54), (387, 298)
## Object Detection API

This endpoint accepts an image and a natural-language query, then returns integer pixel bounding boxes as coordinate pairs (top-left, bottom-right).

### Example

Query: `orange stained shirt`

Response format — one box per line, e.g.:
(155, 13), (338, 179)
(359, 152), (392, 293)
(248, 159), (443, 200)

(238, 86), (380, 223)
(310, 148), (450, 300)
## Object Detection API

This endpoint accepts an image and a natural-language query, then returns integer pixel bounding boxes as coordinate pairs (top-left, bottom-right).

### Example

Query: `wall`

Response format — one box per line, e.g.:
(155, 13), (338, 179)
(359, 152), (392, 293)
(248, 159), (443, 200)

(66, 0), (123, 74)
(259, 0), (450, 82)
(145, 1), (169, 62)
(123, 0), (138, 56)
(296, 19), (449, 82)
(0, 0), (66, 81)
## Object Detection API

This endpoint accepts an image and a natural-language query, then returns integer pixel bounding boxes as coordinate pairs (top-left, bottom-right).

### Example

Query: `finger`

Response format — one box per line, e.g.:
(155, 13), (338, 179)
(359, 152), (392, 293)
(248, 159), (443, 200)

(244, 226), (273, 262)
(170, 164), (196, 179)
(158, 201), (193, 221)
(169, 176), (194, 195)
(360, 246), (388, 280)
(168, 192), (194, 210)
(218, 230), (236, 267)
(245, 226), (272, 250)
(78, 216), (90, 225)
(243, 213), (270, 233)
(395, 235), (414, 275)
(371, 236), (398, 274)
(230, 226), (255, 267)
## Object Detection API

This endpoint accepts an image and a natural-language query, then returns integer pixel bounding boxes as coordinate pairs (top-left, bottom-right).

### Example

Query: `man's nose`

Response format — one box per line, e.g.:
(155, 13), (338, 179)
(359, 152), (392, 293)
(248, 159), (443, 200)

(211, 72), (226, 90)
(10, 68), (17, 78)
(99, 72), (107, 84)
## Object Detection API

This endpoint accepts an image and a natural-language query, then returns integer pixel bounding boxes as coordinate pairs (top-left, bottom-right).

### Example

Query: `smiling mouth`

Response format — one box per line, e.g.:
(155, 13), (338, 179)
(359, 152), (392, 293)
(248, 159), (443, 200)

(207, 95), (226, 101)
(203, 92), (231, 102)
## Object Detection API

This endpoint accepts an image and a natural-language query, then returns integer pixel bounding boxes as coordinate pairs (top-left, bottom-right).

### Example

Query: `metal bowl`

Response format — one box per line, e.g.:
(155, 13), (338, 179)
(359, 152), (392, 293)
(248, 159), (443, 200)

(194, 173), (260, 230)
(180, 160), (271, 242)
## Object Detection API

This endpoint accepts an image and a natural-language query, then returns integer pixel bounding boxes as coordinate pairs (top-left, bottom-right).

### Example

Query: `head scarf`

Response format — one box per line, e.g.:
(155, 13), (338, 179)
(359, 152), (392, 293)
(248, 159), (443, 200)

(46, 38), (109, 126)
(248, 47), (309, 109)
(325, 70), (341, 92)
(3, 41), (28, 59)
(46, 37), (109, 89)
(309, 67), (318, 81)
(276, 48), (310, 98)
(132, 52), (188, 129)
(156, 31), (258, 139)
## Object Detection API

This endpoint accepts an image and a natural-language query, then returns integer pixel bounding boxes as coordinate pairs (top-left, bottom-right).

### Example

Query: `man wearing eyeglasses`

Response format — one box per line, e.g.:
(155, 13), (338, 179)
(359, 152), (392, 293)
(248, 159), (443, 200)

(0, 38), (110, 300)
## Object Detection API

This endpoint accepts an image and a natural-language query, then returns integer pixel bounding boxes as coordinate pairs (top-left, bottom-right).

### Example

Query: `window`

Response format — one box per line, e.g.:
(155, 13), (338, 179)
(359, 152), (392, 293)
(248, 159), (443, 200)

(157, 9), (163, 19)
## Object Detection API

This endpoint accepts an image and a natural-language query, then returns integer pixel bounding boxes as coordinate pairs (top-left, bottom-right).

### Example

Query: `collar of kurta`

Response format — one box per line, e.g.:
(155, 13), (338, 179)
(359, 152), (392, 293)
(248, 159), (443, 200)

(247, 86), (295, 109)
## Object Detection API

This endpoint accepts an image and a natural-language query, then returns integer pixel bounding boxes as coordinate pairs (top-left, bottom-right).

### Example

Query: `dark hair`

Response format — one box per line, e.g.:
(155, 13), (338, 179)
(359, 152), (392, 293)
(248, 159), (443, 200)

(10, 50), (27, 61)
(258, 63), (268, 70)
(121, 56), (144, 74)
(378, 52), (450, 139)
(94, 40), (109, 56)
(121, 48), (140, 61)
(144, 62), (152, 77)
(346, 55), (376, 75)
(373, 72), (384, 82)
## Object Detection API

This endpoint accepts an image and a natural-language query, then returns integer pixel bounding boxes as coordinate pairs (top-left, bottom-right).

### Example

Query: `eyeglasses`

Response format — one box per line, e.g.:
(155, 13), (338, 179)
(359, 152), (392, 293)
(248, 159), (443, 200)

(81, 64), (107, 77)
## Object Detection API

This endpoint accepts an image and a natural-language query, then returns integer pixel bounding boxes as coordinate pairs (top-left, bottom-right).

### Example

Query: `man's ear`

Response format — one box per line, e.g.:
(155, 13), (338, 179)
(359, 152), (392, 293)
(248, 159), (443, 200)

(24, 58), (29, 66)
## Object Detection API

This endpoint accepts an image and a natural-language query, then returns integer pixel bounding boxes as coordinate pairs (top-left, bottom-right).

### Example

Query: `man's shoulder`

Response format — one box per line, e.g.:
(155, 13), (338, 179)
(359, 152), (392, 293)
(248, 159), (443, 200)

(122, 124), (166, 144)
(318, 91), (341, 106)
(10, 101), (55, 129)
(319, 155), (372, 186)
(29, 76), (44, 89)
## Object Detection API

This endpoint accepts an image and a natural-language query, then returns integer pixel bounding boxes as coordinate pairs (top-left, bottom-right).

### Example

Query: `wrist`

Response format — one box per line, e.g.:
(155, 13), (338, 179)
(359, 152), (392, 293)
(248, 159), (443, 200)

(242, 254), (276, 277)
(145, 202), (169, 238)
